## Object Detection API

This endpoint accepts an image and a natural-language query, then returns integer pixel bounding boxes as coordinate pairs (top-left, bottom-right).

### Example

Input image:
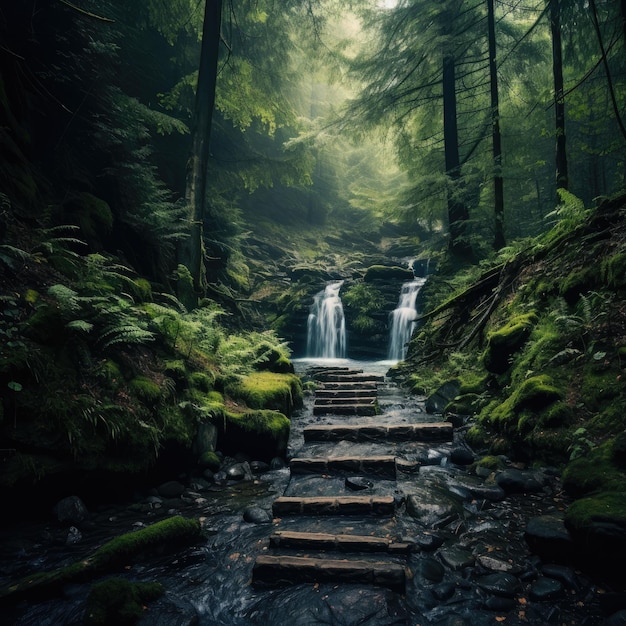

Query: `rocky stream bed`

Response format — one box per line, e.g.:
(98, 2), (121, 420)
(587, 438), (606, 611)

(1, 359), (624, 625)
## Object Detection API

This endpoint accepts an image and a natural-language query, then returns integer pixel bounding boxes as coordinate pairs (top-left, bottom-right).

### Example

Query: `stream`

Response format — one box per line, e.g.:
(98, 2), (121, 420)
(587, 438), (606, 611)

(0, 359), (613, 625)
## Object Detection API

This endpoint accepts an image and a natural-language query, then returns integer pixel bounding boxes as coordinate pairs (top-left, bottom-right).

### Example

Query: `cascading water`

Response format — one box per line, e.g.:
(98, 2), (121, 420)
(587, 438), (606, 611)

(306, 281), (347, 358)
(387, 276), (427, 361)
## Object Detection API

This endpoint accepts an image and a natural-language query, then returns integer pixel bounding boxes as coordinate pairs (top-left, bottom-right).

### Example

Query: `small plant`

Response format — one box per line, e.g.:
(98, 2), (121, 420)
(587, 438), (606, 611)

(568, 427), (595, 461)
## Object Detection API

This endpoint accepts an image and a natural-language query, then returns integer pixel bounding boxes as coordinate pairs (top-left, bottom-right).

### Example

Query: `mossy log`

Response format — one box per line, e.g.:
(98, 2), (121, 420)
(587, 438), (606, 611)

(0, 516), (202, 606)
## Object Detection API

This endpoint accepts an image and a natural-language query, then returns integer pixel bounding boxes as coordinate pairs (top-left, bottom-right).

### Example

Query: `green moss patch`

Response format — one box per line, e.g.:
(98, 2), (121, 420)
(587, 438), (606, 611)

(483, 312), (538, 374)
(219, 409), (290, 460)
(363, 265), (413, 282)
(84, 578), (164, 626)
(565, 491), (626, 536)
(228, 372), (303, 416)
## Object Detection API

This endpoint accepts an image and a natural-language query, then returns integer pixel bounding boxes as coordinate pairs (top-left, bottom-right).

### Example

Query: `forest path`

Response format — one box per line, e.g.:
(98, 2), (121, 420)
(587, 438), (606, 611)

(252, 365), (453, 590)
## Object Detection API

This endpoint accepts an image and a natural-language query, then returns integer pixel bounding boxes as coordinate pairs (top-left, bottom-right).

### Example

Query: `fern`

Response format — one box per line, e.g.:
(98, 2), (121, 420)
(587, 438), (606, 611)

(66, 319), (94, 333)
(0, 245), (31, 271)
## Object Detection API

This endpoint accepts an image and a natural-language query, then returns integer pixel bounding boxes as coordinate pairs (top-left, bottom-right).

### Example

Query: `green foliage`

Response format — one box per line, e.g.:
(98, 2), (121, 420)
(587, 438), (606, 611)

(483, 312), (538, 374)
(84, 578), (164, 626)
(567, 427), (595, 461)
(601, 251), (626, 288)
(342, 283), (385, 313)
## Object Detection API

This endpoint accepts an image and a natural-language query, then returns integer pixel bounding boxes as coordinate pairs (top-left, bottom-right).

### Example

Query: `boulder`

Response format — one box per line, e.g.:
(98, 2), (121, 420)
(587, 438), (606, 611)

(53, 495), (89, 524)
(425, 380), (461, 414)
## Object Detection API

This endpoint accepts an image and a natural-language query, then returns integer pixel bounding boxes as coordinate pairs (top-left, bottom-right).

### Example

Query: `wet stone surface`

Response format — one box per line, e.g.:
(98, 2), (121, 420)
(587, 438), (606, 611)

(0, 359), (624, 625)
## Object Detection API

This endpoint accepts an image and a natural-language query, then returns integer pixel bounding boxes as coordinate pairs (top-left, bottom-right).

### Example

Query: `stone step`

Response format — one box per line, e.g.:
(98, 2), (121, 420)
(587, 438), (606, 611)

(269, 530), (413, 554)
(307, 366), (360, 374)
(290, 455), (397, 477)
(314, 397), (377, 406)
(303, 422), (454, 443)
(252, 555), (406, 591)
(315, 389), (378, 399)
(272, 495), (396, 516)
(313, 403), (378, 416)
(314, 373), (384, 383)
(321, 381), (378, 390)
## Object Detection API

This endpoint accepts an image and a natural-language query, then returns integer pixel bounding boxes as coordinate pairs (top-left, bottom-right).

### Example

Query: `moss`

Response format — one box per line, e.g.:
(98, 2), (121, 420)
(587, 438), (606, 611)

(559, 267), (598, 303)
(219, 409), (290, 459)
(582, 367), (622, 412)
(0, 517), (201, 604)
(538, 402), (574, 428)
(484, 375), (562, 430)
(163, 360), (188, 389)
(363, 265), (413, 282)
(342, 283), (385, 313)
(475, 455), (504, 471)
(562, 440), (626, 497)
(483, 312), (538, 374)
(445, 393), (483, 416)
(189, 371), (215, 393)
(97, 359), (122, 387)
(199, 450), (221, 471)
(565, 491), (626, 532)
(466, 424), (490, 449)
(84, 578), (164, 626)
(129, 376), (161, 404)
(228, 372), (303, 416)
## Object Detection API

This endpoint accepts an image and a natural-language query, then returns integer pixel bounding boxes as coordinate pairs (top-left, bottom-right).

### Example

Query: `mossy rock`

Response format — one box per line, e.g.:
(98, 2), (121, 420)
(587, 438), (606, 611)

(363, 265), (413, 282)
(218, 409), (290, 460)
(253, 342), (294, 374)
(466, 424), (490, 450)
(559, 267), (599, 303)
(562, 440), (626, 497)
(445, 393), (483, 416)
(483, 312), (538, 374)
(228, 372), (303, 416)
(199, 450), (221, 471)
(129, 376), (161, 404)
(482, 375), (562, 431)
(474, 455), (504, 471)
(537, 401), (574, 428)
(189, 371), (215, 393)
(84, 578), (164, 626)
(0, 516), (201, 604)
(564, 491), (626, 561)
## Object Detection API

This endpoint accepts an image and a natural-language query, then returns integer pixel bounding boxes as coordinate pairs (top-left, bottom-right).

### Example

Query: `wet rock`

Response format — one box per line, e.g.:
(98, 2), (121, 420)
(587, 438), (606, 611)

(418, 556), (445, 582)
(406, 489), (462, 528)
(157, 480), (185, 499)
(250, 460), (270, 474)
(345, 476), (373, 491)
(450, 447), (475, 466)
(529, 576), (563, 601)
(66, 526), (82, 545)
(414, 532), (445, 552)
(476, 572), (520, 598)
(189, 477), (211, 491)
(432, 582), (456, 601)
(202, 469), (215, 482)
(484, 596), (516, 612)
(243, 507), (271, 524)
(213, 471), (228, 486)
(226, 462), (252, 481)
(53, 495), (89, 524)
(425, 380), (461, 414)
(270, 457), (287, 470)
(476, 554), (516, 573)
(193, 422), (218, 458)
(495, 469), (542, 494)
(606, 610), (626, 626)
(468, 484), (506, 502)
(525, 513), (576, 563)
(541, 563), (580, 590)
(439, 546), (475, 571)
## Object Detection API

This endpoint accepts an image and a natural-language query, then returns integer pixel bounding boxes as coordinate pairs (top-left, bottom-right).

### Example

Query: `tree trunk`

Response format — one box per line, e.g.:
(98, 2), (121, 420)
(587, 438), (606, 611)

(550, 0), (568, 191)
(488, 0), (505, 250)
(443, 55), (472, 257)
(179, 0), (223, 308)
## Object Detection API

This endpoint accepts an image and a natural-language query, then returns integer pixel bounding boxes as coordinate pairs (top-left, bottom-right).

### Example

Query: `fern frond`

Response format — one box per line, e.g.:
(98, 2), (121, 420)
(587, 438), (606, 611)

(66, 319), (94, 332)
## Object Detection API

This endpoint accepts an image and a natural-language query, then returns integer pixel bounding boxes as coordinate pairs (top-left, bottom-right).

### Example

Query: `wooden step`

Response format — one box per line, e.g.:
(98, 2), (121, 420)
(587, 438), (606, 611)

(313, 403), (378, 416)
(269, 531), (413, 554)
(290, 455), (397, 477)
(252, 555), (406, 591)
(273, 495), (396, 516)
(303, 422), (453, 443)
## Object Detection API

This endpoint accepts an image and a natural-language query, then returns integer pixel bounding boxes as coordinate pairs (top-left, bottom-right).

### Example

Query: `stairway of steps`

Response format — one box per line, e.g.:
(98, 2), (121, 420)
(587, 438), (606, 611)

(252, 365), (454, 592)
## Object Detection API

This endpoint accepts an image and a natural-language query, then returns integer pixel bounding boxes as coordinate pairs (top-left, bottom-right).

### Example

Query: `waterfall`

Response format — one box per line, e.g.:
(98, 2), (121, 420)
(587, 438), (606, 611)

(387, 277), (427, 361)
(306, 281), (347, 358)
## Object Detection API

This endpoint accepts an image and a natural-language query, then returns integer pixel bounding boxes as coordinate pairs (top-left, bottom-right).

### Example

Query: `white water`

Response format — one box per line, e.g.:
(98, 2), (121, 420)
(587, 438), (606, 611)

(387, 277), (426, 362)
(306, 281), (347, 358)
